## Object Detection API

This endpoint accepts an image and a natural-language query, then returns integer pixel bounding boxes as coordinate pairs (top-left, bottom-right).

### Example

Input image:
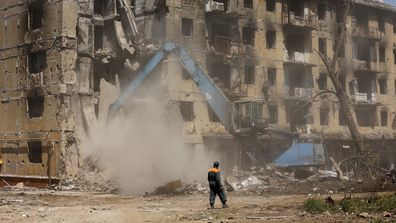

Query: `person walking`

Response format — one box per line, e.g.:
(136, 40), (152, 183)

(207, 161), (227, 208)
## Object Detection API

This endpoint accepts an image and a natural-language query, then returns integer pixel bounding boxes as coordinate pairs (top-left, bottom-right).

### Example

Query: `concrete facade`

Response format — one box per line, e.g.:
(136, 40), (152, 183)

(1, 0), (396, 180)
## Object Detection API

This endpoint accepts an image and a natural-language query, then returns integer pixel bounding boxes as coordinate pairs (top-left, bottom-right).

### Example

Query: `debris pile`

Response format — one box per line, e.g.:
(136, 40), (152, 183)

(225, 166), (300, 194)
(155, 180), (207, 195)
(55, 157), (118, 193)
(175, 182), (207, 194)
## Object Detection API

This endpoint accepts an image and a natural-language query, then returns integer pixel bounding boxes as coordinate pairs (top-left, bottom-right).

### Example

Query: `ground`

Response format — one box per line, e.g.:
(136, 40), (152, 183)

(0, 190), (393, 223)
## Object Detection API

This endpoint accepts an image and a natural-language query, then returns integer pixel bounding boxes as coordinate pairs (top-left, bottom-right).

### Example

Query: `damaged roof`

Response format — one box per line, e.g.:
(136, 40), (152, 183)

(354, 0), (396, 12)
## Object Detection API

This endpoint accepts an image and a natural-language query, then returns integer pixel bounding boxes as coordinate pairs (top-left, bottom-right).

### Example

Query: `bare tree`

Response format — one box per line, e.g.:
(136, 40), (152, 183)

(316, 0), (366, 155)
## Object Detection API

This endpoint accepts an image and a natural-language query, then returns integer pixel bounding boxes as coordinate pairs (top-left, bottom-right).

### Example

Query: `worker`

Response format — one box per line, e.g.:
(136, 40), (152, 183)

(208, 161), (228, 208)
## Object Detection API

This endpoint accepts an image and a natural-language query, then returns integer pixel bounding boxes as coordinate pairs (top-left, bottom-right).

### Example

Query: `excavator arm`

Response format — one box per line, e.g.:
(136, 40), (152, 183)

(107, 42), (268, 134)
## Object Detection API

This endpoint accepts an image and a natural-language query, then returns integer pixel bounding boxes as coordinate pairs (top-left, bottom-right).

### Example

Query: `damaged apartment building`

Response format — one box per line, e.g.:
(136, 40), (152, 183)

(1, 0), (396, 184)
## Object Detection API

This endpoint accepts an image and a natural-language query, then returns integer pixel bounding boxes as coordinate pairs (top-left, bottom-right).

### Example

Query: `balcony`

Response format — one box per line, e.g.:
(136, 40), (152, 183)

(208, 35), (243, 55)
(285, 87), (313, 100)
(282, 11), (316, 29)
(338, 58), (380, 73)
(352, 24), (385, 40)
(353, 92), (376, 104)
(284, 51), (311, 65)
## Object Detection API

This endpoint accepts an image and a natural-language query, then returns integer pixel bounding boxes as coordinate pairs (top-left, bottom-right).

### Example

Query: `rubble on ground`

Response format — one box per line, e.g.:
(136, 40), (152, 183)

(155, 180), (208, 195)
(55, 157), (118, 193)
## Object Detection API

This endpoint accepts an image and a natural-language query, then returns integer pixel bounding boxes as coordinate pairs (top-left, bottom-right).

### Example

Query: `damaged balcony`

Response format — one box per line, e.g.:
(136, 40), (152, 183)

(205, 15), (241, 55)
(351, 71), (378, 104)
(351, 38), (381, 73)
(355, 105), (378, 128)
(284, 51), (312, 65)
(351, 24), (384, 40)
(285, 100), (313, 134)
(284, 32), (313, 65)
(351, 7), (385, 40)
(284, 64), (313, 101)
(282, 0), (316, 29)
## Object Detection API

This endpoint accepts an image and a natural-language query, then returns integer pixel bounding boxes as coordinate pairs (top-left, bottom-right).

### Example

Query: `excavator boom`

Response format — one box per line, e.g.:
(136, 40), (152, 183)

(107, 42), (267, 134)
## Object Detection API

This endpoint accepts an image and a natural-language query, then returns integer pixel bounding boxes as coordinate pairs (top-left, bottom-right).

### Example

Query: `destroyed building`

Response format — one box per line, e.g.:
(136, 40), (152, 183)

(0, 0), (396, 184)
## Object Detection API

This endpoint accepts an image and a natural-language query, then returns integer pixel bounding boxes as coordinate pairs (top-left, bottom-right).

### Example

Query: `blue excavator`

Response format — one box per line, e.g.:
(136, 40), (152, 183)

(106, 42), (325, 168)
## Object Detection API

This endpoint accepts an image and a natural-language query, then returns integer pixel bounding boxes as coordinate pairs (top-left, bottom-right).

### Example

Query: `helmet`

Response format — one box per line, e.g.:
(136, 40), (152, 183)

(213, 161), (219, 168)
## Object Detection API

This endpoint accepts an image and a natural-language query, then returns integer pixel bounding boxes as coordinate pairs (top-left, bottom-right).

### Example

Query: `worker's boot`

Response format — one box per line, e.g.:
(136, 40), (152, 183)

(210, 204), (214, 209)
(222, 203), (228, 208)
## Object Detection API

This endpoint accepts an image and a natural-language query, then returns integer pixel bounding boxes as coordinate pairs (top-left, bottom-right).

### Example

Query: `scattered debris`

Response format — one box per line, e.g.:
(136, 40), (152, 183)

(156, 180), (182, 194)
(358, 212), (370, 218)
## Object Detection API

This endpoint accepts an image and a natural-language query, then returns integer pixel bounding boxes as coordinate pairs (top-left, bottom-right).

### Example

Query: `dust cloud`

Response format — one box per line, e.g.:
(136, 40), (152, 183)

(80, 92), (220, 195)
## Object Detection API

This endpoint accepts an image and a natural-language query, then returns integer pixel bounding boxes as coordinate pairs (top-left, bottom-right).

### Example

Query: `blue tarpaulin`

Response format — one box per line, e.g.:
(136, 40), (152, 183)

(275, 139), (325, 167)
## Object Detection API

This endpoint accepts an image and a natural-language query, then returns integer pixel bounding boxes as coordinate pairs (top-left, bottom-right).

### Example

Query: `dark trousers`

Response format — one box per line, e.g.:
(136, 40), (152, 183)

(209, 189), (227, 205)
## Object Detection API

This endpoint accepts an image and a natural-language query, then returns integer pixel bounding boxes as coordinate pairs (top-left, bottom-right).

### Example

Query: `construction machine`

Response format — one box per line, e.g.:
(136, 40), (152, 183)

(106, 42), (325, 167)
(106, 42), (269, 136)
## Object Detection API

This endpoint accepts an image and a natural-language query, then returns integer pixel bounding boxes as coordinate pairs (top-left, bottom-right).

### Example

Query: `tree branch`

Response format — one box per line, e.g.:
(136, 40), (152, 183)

(293, 90), (337, 114)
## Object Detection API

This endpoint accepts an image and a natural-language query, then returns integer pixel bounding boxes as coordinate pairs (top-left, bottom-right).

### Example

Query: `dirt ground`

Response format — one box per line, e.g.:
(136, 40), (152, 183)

(0, 189), (393, 223)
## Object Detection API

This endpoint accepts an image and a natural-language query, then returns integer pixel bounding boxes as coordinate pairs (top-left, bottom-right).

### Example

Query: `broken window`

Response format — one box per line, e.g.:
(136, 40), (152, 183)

(244, 64), (255, 84)
(378, 15), (385, 32)
(393, 49), (396, 64)
(289, 0), (304, 16)
(266, 31), (276, 49)
(29, 51), (46, 73)
(27, 141), (42, 163)
(320, 106), (329, 126)
(355, 72), (375, 100)
(208, 58), (231, 89)
(379, 47), (385, 63)
(395, 80), (396, 95)
(284, 64), (312, 96)
(27, 93), (44, 118)
(319, 38), (327, 57)
(285, 33), (305, 54)
(268, 104), (278, 124)
(208, 104), (220, 122)
(318, 73), (327, 90)
(336, 6), (345, 23)
(180, 101), (194, 121)
(268, 68), (276, 86)
(355, 106), (377, 127)
(356, 11), (368, 27)
(182, 18), (193, 36)
(381, 110), (388, 127)
(211, 23), (232, 54)
(379, 79), (387, 95)
(94, 0), (104, 15)
(339, 107), (346, 126)
(285, 103), (312, 130)
(242, 27), (255, 46)
(267, 0), (275, 12)
(30, 6), (43, 29)
(317, 3), (326, 20)
(94, 26), (104, 50)
(356, 41), (370, 62)
(244, 0), (253, 8)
